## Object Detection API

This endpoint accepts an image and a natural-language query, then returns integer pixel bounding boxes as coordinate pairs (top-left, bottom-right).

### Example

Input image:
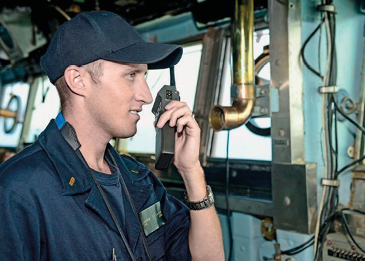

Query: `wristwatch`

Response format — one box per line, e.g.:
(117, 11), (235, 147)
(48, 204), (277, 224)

(184, 185), (214, 210)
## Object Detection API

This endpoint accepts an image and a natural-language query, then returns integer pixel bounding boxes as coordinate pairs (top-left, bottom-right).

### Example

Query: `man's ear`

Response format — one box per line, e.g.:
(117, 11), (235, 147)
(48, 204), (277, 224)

(64, 65), (87, 96)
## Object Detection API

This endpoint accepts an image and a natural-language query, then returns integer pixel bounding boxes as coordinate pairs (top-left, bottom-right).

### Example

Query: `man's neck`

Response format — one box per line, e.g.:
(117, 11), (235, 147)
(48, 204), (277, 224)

(63, 110), (112, 174)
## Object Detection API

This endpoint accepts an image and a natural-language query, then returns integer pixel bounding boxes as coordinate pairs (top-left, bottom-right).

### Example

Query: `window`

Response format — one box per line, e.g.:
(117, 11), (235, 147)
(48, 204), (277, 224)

(125, 43), (203, 154)
(0, 82), (29, 147)
(210, 29), (272, 161)
(23, 77), (60, 143)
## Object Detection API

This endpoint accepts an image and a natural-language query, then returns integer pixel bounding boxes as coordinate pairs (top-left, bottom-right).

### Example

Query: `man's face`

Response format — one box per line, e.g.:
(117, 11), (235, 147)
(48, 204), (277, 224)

(85, 60), (153, 139)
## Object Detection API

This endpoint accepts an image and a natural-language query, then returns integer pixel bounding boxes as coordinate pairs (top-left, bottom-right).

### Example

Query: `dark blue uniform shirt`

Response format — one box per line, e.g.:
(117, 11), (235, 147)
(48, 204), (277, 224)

(0, 120), (191, 260)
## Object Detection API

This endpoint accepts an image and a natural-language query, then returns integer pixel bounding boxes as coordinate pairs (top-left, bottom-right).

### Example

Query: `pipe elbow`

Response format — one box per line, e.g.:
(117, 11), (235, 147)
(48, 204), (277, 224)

(209, 97), (255, 131)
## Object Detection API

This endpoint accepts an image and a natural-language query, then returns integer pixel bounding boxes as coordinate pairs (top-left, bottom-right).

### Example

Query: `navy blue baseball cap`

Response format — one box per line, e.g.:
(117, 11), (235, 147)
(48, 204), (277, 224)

(40, 11), (183, 84)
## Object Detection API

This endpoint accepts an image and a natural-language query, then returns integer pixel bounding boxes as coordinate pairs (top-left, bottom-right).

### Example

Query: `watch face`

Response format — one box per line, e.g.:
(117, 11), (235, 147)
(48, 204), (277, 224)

(207, 185), (214, 203)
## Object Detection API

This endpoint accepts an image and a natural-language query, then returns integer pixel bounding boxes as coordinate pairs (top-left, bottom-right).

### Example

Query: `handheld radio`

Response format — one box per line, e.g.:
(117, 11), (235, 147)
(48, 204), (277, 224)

(151, 67), (180, 170)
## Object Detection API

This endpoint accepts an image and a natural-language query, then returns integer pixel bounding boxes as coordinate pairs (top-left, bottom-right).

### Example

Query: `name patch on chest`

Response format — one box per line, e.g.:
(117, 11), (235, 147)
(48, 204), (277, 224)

(139, 201), (166, 236)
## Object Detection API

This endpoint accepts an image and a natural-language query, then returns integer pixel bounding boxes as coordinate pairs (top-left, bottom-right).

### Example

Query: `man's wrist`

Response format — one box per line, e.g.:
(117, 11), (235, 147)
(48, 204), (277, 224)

(184, 185), (214, 210)
(180, 164), (204, 183)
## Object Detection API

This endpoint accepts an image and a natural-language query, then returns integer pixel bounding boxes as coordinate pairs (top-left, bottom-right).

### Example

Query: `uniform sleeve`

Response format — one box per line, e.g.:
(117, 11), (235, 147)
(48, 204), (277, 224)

(148, 174), (192, 261)
(0, 186), (42, 260)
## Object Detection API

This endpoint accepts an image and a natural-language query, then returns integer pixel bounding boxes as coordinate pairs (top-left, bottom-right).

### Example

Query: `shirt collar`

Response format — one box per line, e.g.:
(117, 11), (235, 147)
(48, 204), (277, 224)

(55, 111), (66, 129)
(39, 112), (149, 196)
(38, 119), (92, 195)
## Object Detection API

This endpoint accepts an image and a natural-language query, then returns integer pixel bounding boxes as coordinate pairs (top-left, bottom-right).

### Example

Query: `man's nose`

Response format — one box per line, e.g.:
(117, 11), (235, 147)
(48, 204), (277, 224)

(137, 79), (153, 105)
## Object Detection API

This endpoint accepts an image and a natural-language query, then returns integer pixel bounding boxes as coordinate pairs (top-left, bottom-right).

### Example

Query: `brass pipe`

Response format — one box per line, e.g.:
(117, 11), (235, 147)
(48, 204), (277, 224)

(0, 109), (17, 119)
(209, 0), (255, 131)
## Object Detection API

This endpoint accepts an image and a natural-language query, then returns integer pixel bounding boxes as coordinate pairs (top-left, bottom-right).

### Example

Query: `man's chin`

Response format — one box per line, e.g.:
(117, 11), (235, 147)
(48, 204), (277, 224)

(114, 129), (137, 139)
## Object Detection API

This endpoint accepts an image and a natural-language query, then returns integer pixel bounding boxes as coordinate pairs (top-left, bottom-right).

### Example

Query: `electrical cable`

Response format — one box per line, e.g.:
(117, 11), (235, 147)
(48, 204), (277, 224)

(316, 20), (331, 261)
(281, 236), (314, 256)
(314, 168), (328, 259)
(316, 3), (344, 259)
(323, 11), (332, 88)
(225, 130), (233, 261)
(333, 97), (339, 174)
(336, 154), (365, 177)
(328, 4), (339, 219)
(340, 209), (365, 254)
(281, 209), (338, 257)
(300, 18), (325, 79)
(314, 2), (334, 258)
(333, 99), (365, 134)
(318, 12), (323, 80)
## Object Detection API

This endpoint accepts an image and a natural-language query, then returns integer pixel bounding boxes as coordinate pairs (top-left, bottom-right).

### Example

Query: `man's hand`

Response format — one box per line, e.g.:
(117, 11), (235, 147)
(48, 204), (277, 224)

(155, 100), (224, 261)
(155, 100), (201, 180)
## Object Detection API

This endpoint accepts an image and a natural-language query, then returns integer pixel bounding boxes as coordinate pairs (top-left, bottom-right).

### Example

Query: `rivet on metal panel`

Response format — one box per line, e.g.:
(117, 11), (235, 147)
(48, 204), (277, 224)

(284, 196), (291, 206)
(278, 129), (285, 137)
(259, 89), (267, 96)
(347, 145), (354, 158)
(260, 107), (268, 114)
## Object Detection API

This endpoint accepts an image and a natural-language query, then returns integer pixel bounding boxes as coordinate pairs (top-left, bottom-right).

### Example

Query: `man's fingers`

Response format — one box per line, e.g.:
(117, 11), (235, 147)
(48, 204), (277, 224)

(175, 114), (197, 133)
(169, 106), (192, 127)
(165, 100), (187, 110)
(156, 103), (192, 128)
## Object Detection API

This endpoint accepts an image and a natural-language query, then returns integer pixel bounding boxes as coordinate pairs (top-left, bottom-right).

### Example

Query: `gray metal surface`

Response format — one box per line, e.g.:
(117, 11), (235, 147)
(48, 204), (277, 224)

(269, 0), (290, 163)
(272, 163), (317, 234)
(354, 32), (365, 161)
(287, 0), (305, 164)
(350, 169), (365, 210)
(215, 194), (273, 217)
(269, 0), (305, 164)
(252, 84), (270, 117)
(268, 0), (318, 234)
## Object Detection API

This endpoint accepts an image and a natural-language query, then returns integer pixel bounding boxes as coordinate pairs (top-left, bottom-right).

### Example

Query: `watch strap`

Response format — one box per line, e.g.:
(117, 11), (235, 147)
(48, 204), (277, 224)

(184, 185), (214, 210)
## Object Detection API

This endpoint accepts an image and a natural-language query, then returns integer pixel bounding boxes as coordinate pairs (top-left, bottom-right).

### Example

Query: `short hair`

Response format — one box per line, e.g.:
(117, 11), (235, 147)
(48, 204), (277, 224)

(54, 59), (105, 111)
(82, 59), (105, 84)
(54, 76), (69, 112)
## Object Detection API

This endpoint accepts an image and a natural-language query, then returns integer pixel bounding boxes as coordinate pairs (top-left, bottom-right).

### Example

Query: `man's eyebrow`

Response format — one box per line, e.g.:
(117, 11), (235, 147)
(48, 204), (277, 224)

(123, 64), (147, 73)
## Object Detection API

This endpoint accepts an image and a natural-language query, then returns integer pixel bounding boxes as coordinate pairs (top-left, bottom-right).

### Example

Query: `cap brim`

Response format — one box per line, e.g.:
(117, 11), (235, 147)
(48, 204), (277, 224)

(102, 42), (183, 69)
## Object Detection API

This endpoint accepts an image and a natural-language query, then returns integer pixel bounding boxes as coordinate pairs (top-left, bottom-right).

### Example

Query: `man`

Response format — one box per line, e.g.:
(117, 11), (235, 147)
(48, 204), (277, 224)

(0, 10), (224, 261)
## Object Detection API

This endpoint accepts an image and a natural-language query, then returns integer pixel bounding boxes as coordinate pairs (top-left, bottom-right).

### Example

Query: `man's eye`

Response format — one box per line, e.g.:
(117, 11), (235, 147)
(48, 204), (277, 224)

(129, 73), (136, 78)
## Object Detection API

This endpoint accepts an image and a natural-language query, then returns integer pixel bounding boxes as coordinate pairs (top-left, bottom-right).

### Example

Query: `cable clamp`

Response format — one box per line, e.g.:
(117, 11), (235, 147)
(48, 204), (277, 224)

(318, 86), (338, 94)
(321, 178), (340, 187)
(317, 4), (337, 14)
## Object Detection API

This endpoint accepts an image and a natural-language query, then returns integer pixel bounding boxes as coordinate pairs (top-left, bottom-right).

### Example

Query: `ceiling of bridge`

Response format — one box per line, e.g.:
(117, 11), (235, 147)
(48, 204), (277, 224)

(0, 0), (267, 80)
